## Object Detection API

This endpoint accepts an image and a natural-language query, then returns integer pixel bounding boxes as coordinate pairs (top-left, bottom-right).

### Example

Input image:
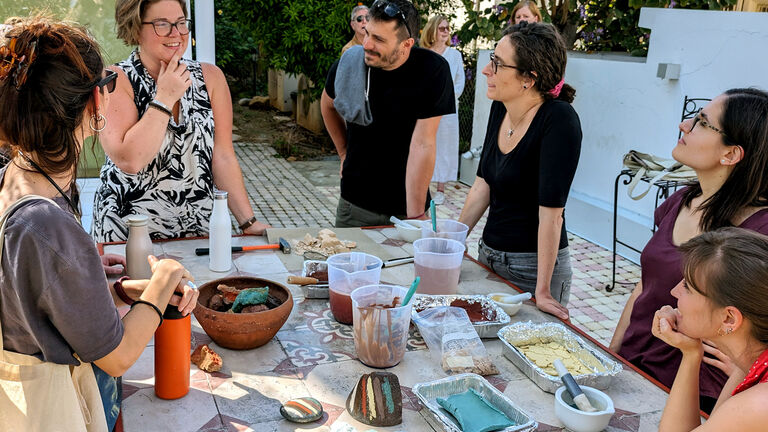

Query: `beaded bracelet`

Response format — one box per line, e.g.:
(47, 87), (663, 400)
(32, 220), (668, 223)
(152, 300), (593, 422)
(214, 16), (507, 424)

(131, 300), (164, 327)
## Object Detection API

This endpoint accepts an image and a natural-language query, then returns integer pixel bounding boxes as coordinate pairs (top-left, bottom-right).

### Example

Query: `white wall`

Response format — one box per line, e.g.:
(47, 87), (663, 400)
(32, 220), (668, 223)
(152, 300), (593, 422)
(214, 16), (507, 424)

(468, 8), (768, 262)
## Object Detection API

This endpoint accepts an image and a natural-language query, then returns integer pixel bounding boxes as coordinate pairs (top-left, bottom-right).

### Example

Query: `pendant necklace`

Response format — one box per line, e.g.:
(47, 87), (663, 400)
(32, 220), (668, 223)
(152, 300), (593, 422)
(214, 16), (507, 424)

(506, 102), (542, 139)
(17, 151), (81, 220)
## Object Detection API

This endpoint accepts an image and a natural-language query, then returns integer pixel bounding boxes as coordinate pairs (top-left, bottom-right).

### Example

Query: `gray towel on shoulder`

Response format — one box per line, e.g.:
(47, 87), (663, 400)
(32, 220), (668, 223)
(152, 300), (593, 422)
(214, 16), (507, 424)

(333, 45), (372, 126)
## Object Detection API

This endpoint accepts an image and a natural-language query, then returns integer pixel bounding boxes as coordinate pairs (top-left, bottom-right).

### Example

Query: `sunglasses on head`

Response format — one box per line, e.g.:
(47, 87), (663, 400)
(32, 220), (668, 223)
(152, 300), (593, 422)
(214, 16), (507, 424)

(95, 69), (117, 93)
(355, 14), (370, 23)
(372, 0), (412, 39)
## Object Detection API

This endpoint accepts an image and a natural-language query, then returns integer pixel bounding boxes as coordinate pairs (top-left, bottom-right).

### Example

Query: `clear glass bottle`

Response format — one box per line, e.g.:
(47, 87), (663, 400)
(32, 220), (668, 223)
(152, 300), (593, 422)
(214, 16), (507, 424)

(125, 214), (153, 279)
(209, 190), (232, 272)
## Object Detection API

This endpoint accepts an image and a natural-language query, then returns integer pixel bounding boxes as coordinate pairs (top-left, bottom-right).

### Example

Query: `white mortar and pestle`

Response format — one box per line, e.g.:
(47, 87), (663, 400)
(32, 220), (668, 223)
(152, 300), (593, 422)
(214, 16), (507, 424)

(488, 292), (532, 316)
(553, 358), (615, 432)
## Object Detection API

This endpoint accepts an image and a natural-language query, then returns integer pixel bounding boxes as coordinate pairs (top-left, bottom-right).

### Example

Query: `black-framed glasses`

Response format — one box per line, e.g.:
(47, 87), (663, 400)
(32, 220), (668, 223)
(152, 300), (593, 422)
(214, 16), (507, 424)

(95, 69), (117, 93)
(690, 111), (726, 137)
(355, 14), (370, 23)
(372, 0), (412, 39)
(141, 19), (192, 37)
(489, 52), (522, 74)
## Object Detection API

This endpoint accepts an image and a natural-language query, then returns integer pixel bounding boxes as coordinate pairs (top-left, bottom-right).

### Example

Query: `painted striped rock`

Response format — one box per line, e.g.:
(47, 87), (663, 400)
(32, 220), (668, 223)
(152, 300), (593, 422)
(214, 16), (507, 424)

(280, 397), (324, 423)
(345, 372), (402, 426)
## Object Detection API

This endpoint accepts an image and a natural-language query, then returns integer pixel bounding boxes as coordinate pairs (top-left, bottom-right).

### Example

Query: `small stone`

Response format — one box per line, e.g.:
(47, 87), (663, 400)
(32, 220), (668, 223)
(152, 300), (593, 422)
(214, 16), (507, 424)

(280, 397), (323, 423)
(231, 133), (241, 142)
(346, 372), (402, 426)
(286, 156), (297, 162)
(237, 97), (251, 106)
(240, 304), (268, 313)
(274, 115), (292, 122)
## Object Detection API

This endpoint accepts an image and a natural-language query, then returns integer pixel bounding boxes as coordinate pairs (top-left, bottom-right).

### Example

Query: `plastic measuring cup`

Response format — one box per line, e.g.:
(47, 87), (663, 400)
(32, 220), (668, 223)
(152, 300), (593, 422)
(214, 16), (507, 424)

(421, 219), (469, 244)
(327, 252), (383, 324)
(413, 238), (465, 295)
(351, 284), (411, 368)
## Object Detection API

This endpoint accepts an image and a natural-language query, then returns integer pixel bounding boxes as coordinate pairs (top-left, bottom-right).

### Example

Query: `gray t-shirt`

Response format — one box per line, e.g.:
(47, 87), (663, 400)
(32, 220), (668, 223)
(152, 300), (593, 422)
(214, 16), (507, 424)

(0, 171), (124, 365)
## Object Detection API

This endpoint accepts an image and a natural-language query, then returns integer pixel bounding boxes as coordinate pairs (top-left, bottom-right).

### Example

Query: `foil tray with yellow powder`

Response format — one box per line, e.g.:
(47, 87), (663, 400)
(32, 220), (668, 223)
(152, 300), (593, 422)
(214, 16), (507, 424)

(497, 322), (623, 393)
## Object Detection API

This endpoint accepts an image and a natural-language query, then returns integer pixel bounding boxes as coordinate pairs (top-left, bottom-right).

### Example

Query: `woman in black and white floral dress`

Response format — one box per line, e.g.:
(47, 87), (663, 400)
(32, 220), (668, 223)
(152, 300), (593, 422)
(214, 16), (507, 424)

(93, 0), (269, 241)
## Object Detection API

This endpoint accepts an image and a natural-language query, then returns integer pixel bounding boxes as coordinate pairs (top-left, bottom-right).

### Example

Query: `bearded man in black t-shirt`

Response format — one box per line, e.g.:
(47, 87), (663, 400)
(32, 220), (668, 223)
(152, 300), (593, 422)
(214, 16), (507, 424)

(321, 0), (456, 227)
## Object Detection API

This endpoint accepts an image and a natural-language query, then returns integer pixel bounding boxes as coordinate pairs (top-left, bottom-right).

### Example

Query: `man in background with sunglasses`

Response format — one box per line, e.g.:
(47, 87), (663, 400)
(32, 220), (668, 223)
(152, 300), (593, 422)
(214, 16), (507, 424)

(342, 4), (369, 55)
(321, 0), (455, 227)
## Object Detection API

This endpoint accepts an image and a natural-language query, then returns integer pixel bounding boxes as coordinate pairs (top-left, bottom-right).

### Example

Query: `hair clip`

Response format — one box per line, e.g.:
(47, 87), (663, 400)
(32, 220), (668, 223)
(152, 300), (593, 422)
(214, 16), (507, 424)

(0, 38), (38, 90)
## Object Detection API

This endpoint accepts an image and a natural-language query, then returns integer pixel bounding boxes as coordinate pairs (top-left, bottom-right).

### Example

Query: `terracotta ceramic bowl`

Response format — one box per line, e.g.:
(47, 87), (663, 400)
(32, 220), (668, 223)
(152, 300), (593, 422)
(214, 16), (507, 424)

(193, 277), (293, 350)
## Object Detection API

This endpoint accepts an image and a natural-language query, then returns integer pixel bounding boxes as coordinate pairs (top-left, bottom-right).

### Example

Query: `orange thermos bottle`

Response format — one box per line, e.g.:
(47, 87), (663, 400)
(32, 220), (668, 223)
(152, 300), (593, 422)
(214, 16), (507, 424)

(154, 307), (191, 399)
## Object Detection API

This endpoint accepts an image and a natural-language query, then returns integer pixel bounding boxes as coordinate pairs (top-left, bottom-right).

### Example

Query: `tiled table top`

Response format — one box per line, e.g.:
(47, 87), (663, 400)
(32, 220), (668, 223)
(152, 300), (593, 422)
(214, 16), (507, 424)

(102, 228), (666, 432)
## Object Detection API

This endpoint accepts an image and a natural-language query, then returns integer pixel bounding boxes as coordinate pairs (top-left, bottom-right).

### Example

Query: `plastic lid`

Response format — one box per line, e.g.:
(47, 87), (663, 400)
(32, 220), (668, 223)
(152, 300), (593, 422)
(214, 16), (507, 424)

(163, 306), (185, 320)
(214, 190), (228, 200)
(125, 214), (149, 226)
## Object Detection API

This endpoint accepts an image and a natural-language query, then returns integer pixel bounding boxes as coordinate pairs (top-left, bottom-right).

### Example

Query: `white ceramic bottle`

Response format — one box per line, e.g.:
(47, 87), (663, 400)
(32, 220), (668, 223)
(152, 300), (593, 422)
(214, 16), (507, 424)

(125, 214), (153, 279)
(209, 190), (232, 272)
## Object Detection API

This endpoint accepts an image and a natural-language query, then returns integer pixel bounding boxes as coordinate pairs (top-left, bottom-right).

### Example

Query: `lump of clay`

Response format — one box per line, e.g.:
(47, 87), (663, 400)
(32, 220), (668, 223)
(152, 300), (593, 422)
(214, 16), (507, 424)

(191, 344), (222, 372)
(345, 372), (402, 426)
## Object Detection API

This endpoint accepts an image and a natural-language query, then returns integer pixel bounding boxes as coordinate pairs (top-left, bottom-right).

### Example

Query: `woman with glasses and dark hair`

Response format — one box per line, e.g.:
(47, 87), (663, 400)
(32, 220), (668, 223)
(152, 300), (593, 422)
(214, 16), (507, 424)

(92, 0), (270, 242)
(342, 4), (370, 55)
(0, 17), (196, 431)
(652, 228), (768, 430)
(420, 15), (464, 205)
(458, 22), (581, 321)
(611, 88), (768, 414)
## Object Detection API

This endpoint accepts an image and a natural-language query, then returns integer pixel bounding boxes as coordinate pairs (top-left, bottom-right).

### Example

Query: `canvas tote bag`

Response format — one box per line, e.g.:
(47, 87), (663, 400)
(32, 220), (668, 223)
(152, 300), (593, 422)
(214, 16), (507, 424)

(623, 150), (697, 200)
(0, 195), (108, 432)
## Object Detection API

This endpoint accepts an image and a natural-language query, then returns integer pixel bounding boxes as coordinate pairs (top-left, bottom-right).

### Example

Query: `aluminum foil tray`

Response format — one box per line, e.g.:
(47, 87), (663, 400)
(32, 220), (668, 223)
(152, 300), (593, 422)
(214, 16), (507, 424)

(411, 295), (511, 338)
(498, 321), (623, 393)
(413, 373), (537, 432)
(301, 260), (329, 299)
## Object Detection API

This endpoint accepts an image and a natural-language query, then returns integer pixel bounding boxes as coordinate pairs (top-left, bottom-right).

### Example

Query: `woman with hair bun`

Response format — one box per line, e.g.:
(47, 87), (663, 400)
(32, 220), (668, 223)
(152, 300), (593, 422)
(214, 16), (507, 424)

(0, 17), (196, 431)
(459, 22), (581, 320)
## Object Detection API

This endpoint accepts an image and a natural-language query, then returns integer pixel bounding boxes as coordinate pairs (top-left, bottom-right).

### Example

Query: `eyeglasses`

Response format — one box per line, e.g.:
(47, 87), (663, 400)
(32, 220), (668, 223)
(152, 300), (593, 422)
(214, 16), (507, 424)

(690, 111), (727, 137)
(95, 70), (117, 94)
(438, 25), (450, 32)
(489, 52), (522, 74)
(0, 38), (37, 90)
(372, 0), (412, 39)
(141, 19), (192, 37)
(355, 14), (370, 23)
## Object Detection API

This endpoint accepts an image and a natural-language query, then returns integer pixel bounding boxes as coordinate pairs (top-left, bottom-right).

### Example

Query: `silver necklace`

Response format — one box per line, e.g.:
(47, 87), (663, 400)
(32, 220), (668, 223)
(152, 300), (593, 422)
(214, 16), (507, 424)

(506, 102), (542, 139)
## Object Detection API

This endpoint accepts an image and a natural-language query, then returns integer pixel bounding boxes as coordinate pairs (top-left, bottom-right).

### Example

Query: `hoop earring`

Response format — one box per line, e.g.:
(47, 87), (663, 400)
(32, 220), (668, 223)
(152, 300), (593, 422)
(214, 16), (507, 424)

(90, 113), (107, 132)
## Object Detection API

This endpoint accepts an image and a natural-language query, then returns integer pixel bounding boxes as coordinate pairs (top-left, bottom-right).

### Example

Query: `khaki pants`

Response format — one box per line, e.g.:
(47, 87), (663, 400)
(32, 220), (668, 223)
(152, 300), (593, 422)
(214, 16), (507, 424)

(335, 196), (406, 228)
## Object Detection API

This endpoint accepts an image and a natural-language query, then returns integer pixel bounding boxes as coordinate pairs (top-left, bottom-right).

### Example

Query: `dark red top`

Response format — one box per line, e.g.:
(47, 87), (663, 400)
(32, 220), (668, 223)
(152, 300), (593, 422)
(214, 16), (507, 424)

(619, 188), (768, 398)
(732, 348), (768, 396)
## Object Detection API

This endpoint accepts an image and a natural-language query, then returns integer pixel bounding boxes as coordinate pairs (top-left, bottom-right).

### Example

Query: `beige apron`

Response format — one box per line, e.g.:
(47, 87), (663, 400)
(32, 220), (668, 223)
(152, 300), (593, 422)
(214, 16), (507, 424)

(0, 195), (108, 432)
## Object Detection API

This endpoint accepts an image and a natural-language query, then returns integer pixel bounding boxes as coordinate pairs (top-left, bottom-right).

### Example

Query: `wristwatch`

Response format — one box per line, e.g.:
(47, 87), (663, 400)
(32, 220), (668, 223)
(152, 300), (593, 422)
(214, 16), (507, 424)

(238, 216), (258, 231)
(148, 99), (172, 116)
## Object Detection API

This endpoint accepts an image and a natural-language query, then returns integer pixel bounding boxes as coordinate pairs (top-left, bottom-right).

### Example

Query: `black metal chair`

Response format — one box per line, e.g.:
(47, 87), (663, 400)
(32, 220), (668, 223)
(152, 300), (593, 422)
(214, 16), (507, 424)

(606, 95), (710, 292)
(678, 96), (712, 138)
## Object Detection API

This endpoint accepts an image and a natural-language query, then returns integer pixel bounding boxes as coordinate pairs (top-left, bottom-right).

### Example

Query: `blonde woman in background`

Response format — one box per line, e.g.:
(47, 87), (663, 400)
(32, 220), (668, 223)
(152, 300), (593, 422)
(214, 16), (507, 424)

(420, 15), (464, 205)
(511, 0), (542, 24)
